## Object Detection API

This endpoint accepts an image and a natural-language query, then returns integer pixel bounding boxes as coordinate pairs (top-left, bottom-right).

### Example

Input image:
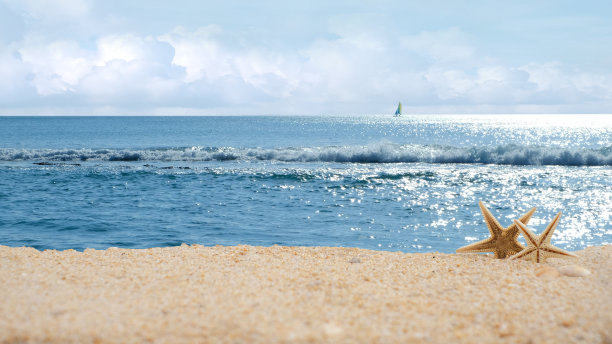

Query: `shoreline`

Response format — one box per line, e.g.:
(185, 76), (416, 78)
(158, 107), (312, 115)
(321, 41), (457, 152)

(1, 244), (610, 343)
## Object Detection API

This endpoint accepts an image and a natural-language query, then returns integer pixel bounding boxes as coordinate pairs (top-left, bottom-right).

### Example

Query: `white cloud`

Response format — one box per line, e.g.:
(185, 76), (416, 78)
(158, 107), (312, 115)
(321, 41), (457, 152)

(97, 34), (151, 65)
(471, 67), (534, 104)
(0, 45), (34, 104)
(0, 20), (611, 114)
(18, 38), (94, 95)
(158, 26), (228, 83)
(78, 59), (178, 105)
(158, 26), (301, 103)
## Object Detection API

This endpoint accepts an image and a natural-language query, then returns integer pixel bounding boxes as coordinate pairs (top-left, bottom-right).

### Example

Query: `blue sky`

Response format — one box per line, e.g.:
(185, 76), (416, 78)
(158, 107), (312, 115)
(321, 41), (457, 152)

(1, 0), (611, 115)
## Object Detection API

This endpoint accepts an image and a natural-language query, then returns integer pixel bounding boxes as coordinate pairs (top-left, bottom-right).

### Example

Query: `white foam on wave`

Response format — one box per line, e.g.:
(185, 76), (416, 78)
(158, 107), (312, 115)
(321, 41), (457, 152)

(1, 143), (611, 166)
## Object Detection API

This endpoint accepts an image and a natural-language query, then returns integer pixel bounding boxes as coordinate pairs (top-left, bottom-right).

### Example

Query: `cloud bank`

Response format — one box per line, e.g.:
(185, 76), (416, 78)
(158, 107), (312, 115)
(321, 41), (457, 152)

(1, 1), (611, 115)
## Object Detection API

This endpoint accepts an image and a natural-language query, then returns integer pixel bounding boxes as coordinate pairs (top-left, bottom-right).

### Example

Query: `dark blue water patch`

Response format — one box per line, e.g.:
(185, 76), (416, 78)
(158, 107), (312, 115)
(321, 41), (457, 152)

(57, 225), (80, 232)
(109, 153), (141, 161)
(377, 171), (437, 180)
(86, 226), (111, 233)
(106, 241), (138, 247)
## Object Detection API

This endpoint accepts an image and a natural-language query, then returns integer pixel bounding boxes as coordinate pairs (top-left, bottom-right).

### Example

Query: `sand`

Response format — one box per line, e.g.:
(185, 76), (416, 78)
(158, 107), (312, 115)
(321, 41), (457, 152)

(0, 244), (610, 344)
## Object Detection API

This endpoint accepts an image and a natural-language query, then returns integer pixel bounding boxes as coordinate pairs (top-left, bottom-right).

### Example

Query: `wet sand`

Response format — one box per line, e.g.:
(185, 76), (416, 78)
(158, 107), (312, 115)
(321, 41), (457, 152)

(1, 244), (610, 343)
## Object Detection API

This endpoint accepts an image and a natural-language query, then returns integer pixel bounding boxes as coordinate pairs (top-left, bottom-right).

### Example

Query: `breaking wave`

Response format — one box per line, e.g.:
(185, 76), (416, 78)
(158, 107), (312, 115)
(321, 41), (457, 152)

(1, 143), (611, 166)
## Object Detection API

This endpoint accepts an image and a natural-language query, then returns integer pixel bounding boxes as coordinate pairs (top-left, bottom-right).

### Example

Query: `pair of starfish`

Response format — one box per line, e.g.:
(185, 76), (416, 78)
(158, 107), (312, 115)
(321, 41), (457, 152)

(456, 201), (577, 263)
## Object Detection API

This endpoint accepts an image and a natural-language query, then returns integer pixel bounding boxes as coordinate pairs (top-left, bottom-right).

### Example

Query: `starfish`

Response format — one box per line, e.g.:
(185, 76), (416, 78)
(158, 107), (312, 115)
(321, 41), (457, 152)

(456, 201), (536, 258)
(510, 212), (578, 263)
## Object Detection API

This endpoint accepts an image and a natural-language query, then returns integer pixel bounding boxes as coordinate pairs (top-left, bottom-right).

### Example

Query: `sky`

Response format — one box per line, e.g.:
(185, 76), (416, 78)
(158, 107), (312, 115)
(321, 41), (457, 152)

(0, 0), (611, 115)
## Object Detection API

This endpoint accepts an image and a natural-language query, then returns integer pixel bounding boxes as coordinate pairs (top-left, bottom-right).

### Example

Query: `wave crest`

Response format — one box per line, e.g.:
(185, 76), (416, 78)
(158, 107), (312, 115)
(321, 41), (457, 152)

(1, 143), (611, 166)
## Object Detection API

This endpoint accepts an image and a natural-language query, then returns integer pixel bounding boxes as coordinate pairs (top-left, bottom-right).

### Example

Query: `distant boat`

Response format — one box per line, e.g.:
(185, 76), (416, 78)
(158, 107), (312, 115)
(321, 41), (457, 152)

(394, 102), (402, 117)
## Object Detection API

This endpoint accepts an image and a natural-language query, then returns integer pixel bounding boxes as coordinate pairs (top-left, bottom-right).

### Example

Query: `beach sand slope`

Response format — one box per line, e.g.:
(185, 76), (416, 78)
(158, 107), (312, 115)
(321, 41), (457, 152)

(1, 244), (610, 343)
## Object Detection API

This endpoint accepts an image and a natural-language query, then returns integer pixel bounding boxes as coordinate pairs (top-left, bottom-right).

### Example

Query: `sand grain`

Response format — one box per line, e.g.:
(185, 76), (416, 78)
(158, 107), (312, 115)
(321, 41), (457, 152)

(1, 244), (610, 343)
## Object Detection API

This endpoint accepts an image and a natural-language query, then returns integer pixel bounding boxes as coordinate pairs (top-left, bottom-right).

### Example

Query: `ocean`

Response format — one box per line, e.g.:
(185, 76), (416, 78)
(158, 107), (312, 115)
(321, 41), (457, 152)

(0, 115), (610, 252)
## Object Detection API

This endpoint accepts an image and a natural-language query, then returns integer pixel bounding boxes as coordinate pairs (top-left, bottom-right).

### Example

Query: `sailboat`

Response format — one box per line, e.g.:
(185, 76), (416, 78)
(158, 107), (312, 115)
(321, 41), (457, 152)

(394, 102), (402, 117)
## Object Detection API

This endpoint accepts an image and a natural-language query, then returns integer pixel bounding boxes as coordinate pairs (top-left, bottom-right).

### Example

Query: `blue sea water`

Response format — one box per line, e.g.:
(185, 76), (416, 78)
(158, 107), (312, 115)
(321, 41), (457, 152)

(1, 115), (611, 252)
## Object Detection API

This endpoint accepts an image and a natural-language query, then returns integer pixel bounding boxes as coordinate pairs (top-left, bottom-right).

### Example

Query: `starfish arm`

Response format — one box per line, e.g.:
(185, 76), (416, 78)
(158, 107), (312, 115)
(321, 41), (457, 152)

(456, 238), (496, 254)
(509, 247), (537, 261)
(517, 207), (537, 226)
(505, 207), (537, 240)
(540, 245), (578, 260)
(496, 241), (525, 259)
(479, 201), (504, 236)
(514, 220), (538, 247)
(512, 217), (577, 262)
(539, 211), (562, 246)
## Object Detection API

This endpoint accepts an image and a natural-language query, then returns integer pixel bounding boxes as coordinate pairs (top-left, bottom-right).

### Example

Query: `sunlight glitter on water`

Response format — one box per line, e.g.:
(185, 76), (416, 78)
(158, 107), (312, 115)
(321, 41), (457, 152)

(1, 115), (610, 252)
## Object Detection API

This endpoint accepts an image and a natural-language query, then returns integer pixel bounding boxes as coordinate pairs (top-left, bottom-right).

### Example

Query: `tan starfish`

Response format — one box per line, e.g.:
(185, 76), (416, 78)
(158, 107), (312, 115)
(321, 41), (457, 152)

(510, 212), (578, 263)
(456, 201), (536, 258)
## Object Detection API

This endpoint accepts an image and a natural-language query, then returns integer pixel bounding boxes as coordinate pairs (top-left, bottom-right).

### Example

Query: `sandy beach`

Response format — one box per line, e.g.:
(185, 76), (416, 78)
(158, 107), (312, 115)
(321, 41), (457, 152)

(1, 244), (610, 343)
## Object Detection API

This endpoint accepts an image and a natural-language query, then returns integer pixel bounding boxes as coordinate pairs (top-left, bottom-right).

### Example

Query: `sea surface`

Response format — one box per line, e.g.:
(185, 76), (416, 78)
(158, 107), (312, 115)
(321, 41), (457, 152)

(1, 115), (611, 253)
